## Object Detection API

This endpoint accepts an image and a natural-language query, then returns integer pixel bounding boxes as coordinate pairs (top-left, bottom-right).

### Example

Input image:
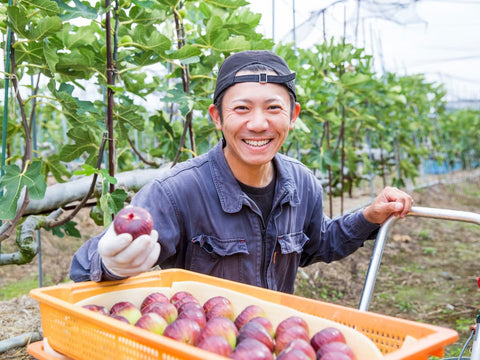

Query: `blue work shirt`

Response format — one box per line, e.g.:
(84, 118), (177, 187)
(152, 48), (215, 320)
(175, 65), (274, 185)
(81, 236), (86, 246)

(70, 141), (379, 293)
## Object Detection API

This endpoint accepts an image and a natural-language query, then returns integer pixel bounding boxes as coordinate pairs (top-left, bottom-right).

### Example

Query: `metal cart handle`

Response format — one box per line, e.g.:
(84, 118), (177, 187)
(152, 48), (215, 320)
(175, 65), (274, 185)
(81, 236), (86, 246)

(358, 206), (480, 312)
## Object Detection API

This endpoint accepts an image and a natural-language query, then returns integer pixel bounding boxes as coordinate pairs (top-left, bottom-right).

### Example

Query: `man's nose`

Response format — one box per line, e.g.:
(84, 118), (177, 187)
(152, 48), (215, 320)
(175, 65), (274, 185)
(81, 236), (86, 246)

(246, 109), (268, 131)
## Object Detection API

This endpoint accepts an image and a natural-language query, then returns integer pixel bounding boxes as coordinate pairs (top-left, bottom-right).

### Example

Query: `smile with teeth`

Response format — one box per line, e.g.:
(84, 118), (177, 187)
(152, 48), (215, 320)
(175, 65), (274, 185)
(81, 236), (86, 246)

(244, 139), (271, 147)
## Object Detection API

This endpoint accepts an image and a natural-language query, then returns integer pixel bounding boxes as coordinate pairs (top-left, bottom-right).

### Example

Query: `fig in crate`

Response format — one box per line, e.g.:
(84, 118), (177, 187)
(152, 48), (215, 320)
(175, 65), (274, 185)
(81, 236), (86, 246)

(109, 301), (142, 325)
(177, 303), (207, 328)
(237, 320), (274, 352)
(275, 315), (309, 339)
(206, 301), (235, 321)
(275, 325), (310, 356)
(196, 335), (233, 357)
(315, 341), (356, 360)
(82, 304), (109, 316)
(310, 326), (346, 352)
(203, 295), (233, 314)
(140, 292), (170, 313)
(248, 316), (275, 338)
(163, 318), (201, 345)
(135, 312), (168, 335)
(196, 316), (238, 350)
(229, 337), (274, 360)
(234, 304), (267, 330)
(143, 301), (178, 324)
(276, 338), (315, 360)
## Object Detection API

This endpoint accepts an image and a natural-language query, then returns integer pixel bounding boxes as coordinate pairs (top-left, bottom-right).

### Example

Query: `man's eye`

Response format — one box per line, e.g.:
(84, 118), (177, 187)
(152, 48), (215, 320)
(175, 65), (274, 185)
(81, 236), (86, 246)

(269, 105), (282, 110)
(235, 106), (248, 111)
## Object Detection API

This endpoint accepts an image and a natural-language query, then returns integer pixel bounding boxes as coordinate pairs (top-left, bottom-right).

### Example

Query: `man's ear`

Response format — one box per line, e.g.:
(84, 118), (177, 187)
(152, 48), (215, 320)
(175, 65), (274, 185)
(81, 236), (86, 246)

(289, 102), (301, 129)
(208, 104), (222, 130)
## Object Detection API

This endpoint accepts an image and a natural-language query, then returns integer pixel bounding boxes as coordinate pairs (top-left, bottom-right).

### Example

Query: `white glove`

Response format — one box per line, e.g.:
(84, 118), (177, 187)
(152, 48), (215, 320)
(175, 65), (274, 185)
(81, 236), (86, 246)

(98, 224), (160, 278)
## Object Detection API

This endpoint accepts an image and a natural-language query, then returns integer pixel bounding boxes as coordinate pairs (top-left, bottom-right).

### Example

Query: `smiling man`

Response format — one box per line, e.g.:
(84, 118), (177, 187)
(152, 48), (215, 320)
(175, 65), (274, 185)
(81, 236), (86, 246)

(70, 50), (413, 293)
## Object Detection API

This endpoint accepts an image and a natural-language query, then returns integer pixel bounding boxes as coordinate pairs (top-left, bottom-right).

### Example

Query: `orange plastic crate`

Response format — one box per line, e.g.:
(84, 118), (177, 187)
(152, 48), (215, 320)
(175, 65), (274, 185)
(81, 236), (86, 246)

(29, 269), (457, 360)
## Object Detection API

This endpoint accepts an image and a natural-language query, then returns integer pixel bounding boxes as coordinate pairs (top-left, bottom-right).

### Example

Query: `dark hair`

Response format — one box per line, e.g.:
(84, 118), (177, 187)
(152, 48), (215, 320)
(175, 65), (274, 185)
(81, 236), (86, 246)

(213, 64), (296, 123)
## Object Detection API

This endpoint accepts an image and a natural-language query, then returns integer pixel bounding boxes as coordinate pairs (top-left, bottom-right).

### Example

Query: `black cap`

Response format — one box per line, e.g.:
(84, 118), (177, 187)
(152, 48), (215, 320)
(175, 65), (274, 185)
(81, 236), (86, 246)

(213, 50), (296, 104)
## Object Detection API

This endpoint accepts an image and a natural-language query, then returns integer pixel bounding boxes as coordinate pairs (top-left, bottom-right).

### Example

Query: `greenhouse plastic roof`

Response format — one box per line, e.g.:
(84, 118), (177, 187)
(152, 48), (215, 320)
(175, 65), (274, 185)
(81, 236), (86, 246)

(248, 0), (480, 107)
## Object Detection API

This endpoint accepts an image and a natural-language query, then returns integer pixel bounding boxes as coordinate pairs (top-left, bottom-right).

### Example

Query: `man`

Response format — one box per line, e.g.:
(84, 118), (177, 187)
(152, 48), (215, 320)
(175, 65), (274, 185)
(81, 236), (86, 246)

(70, 50), (413, 293)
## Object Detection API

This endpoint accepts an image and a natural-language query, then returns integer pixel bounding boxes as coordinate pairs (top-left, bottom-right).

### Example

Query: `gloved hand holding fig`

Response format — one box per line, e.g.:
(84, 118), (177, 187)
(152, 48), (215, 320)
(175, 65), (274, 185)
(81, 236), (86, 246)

(98, 206), (160, 278)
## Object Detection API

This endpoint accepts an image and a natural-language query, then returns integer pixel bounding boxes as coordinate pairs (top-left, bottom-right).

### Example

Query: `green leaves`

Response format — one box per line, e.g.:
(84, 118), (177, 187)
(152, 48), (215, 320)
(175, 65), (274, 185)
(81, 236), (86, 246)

(46, 221), (81, 238)
(163, 84), (195, 119)
(73, 165), (128, 226)
(7, 6), (62, 41)
(0, 161), (47, 220)
(59, 127), (100, 165)
(1, 0), (478, 231)
(196, 15), (250, 52)
(52, 0), (98, 20)
(24, 0), (60, 16)
(41, 154), (71, 183)
(99, 188), (128, 226)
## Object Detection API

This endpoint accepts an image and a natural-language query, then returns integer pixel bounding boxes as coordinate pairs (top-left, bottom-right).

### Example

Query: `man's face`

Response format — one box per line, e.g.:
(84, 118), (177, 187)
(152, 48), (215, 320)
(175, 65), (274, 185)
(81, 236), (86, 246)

(209, 70), (300, 175)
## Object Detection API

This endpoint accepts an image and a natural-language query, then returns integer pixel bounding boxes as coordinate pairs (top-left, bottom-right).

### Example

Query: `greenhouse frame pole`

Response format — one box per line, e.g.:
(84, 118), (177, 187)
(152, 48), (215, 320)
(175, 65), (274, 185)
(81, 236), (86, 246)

(1, 0), (14, 255)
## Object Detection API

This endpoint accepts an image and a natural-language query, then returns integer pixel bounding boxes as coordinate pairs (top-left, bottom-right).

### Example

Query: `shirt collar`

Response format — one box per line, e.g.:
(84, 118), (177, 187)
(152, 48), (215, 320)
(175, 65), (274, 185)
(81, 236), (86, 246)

(209, 141), (299, 213)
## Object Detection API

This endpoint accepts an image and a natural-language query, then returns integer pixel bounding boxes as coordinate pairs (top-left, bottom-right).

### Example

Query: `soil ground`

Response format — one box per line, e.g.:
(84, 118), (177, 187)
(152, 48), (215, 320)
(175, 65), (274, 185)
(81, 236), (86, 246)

(0, 170), (479, 359)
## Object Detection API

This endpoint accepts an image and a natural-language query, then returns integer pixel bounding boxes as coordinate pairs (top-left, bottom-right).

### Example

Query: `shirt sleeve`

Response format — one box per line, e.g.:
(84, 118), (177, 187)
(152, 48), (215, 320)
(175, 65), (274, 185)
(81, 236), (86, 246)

(69, 178), (181, 282)
(70, 227), (130, 282)
(301, 208), (380, 267)
(69, 230), (105, 282)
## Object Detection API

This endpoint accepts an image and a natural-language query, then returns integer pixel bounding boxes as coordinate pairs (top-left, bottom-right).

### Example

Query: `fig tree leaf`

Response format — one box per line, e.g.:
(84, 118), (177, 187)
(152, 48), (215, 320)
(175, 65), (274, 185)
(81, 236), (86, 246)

(15, 42), (44, 67)
(98, 169), (117, 185)
(43, 40), (59, 75)
(127, 7), (165, 25)
(45, 220), (81, 239)
(59, 128), (99, 164)
(204, 0), (249, 8)
(23, 0), (60, 16)
(157, 0), (179, 6)
(30, 16), (63, 40)
(51, 84), (98, 127)
(7, 6), (30, 39)
(110, 189), (129, 214)
(131, 0), (155, 7)
(115, 97), (145, 141)
(213, 36), (250, 53)
(72, 164), (96, 177)
(133, 25), (170, 54)
(51, 0), (98, 20)
(50, 226), (65, 238)
(63, 220), (81, 238)
(292, 117), (310, 133)
(90, 205), (105, 226)
(163, 84), (194, 118)
(42, 154), (71, 183)
(99, 189), (127, 226)
(164, 44), (201, 61)
(0, 161), (47, 220)
(340, 72), (371, 88)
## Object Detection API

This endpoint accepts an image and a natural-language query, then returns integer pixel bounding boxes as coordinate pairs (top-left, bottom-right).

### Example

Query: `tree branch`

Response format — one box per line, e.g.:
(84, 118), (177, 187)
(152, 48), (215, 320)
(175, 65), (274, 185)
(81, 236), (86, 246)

(0, 209), (62, 266)
(127, 137), (159, 167)
(45, 133), (108, 229)
(28, 73), (41, 133)
(172, 3), (195, 167)
(9, 34), (33, 167)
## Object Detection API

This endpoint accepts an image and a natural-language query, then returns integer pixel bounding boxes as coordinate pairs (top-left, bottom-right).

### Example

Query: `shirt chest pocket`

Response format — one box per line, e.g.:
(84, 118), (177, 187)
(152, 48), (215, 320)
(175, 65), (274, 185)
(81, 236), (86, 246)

(188, 235), (249, 283)
(191, 235), (249, 256)
(277, 232), (309, 254)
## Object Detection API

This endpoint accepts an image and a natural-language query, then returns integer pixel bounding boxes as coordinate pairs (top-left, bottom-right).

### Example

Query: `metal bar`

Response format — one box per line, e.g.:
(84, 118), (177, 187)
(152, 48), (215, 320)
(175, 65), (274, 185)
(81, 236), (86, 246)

(472, 324), (480, 360)
(358, 206), (480, 312)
